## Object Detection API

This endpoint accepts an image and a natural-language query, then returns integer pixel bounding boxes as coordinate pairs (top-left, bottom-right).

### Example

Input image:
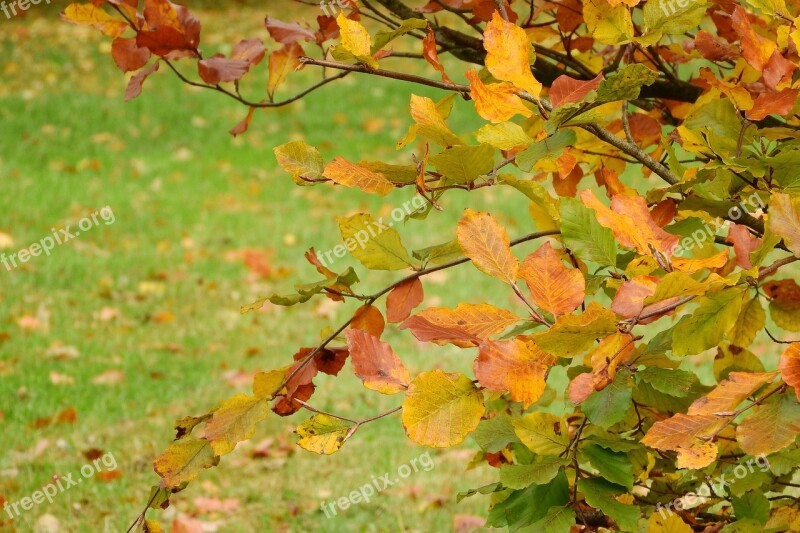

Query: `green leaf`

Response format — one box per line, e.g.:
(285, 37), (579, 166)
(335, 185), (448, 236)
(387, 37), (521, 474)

(523, 505), (576, 533)
(559, 197), (617, 266)
(338, 213), (417, 270)
(672, 288), (745, 356)
(583, 444), (634, 490)
(429, 144), (495, 184)
(730, 294), (766, 348)
(241, 267), (359, 312)
(637, 367), (699, 398)
(474, 414), (520, 453)
(595, 64), (660, 104)
(578, 477), (640, 532)
(732, 491), (770, 523)
(644, 0), (709, 36)
(487, 471), (569, 530)
(499, 175), (560, 232)
(412, 239), (463, 266)
(515, 130), (576, 171)
(582, 368), (633, 428)
(714, 344), (765, 382)
(500, 456), (569, 489)
(457, 482), (503, 503)
(371, 18), (428, 53)
(296, 414), (356, 455)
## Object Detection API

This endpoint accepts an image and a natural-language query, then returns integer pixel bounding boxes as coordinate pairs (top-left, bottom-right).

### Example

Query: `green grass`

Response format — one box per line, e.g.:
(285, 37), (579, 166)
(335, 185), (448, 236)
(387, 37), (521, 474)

(0, 4), (537, 532)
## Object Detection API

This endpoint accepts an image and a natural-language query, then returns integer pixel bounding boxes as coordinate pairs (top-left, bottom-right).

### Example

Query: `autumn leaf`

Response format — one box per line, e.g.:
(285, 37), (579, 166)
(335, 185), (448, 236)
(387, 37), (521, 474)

(268, 42), (303, 97)
(111, 38), (151, 72)
(483, 12), (541, 97)
(474, 339), (556, 407)
(386, 278), (424, 323)
(768, 193), (800, 257)
(400, 303), (521, 344)
(351, 304), (386, 338)
(154, 437), (219, 489)
(62, 3), (128, 38)
(198, 55), (250, 85)
(422, 29), (452, 83)
(345, 329), (410, 394)
(519, 242), (585, 316)
(402, 370), (484, 447)
(457, 208), (519, 284)
(296, 414), (356, 455)
(736, 393), (800, 456)
(549, 73), (604, 107)
(466, 69), (533, 123)
(779, 343), (800, 401)
(687, 371), (779, 416)
(203, 394), (271, 456)
(513, 412), (569, 455)
(338, 213), (416, 270)
(324, 157), (394, 196)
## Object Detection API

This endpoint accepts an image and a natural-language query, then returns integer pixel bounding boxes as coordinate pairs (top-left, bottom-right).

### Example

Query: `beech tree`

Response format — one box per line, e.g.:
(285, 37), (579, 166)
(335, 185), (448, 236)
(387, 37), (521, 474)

(63, 0), (800, 531)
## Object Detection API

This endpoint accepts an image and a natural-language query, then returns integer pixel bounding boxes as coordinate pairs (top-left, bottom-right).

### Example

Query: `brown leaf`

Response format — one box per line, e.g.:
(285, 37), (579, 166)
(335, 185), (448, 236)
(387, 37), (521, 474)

(125, 61), (160, 101)
(519, 242), (585, 316)
(231, 38), (266, 66)
(386, 278), (424, 323)
(265, 17), (316, 44)
(345, 329), (410, 394)
(422, 29), (452, 84)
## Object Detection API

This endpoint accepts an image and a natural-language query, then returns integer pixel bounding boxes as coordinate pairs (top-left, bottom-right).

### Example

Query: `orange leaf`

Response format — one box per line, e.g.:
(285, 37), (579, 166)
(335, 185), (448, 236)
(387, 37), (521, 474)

(386, 278), (424, 323)
(345, 329), (410, 394)
(549, 73), (604, 107)
(580, 190), (679, 257)
(351, 304), (386, 338)
(687, 371), (779, 416)
(567, 372), (595, 405)
(588, 333), (636, 391)
(780, 343), (800, 401)
(400, 303), (521, 344)
(422, 29), (452, 84)
(730, 6), (775, 72)
(268, 42), (304, 97)
(484, 12), (542, 97)
(611, 275), (659, 318)
(457, 208), (519, 284)
(111, 37), (152, 72)
(465, 69), (533, 123)
(746, 89), (799, 121)
(474, 339), (556, 407)
(725, 223), (761, 269)
(519, 242), (585, 316)
(323, 156), (393, 196)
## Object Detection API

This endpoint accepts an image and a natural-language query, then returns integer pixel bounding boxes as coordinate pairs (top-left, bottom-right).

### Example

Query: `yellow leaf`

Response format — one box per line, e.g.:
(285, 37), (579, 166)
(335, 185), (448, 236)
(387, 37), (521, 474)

(736, 393), (800, 455)
(153, 436), (218, 489)
(583, 0), (634, 45)
(324, 157), (393, 196)
(204, 394), (271, 456)
(62, 3), (128, 38)
(474, 339), (556, 407)
(466, 69), (533, 123)
(338, 213), (416, 270)
(519, 242), (585, 316)
(533, 302), (619, 357)
(768, 192), (800, 257)
(337, 13), (372, 58)
(408, 94), (462, 148)
(457, 208), (519, 284)
(484, 13), (542, 97)
(296, 414), (356, 455)
(512, 412), (569, 455)
(402, 370), (484, 447)
(648, 508), (693, 532)
(252, 366), (290, 398)
(474, 122), (533, 150)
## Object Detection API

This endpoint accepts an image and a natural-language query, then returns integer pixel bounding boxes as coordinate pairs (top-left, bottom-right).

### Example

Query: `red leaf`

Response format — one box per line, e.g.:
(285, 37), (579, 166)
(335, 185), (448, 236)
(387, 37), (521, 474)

(345, 329), (410, 394)
(111, 37), (151, 72)
(125, 61), (160, 101)
(549, 73), (604, 107)
(198, 54), (250, 84)
(264, 17), (316, 45)
(229, 107), (256, 137)
(386, 278), (424, 323)
(726, 223), (761, 269)
(231, 38), (266, 66)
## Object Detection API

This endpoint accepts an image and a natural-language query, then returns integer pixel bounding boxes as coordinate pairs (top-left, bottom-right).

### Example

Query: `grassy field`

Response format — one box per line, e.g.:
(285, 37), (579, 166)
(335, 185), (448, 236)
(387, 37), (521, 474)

(0, 2), (541, 531)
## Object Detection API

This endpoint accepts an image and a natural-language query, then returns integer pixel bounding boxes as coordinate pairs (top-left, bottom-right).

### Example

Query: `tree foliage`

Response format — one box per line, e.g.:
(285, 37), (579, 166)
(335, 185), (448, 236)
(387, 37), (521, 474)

(63, 0), (800, 530)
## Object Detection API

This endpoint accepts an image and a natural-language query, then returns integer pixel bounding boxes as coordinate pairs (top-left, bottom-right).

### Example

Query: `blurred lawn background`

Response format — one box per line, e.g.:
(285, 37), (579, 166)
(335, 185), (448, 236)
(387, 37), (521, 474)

(0, 1), (539, 531)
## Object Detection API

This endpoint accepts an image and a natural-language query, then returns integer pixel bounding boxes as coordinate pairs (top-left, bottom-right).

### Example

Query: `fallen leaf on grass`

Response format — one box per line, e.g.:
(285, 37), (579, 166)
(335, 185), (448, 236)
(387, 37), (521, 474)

(91, 370), (125, 385)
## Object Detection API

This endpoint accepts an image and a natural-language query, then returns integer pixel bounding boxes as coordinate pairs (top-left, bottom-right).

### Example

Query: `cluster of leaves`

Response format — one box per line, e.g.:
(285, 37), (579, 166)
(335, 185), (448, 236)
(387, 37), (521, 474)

(63, 0), (800, 531)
